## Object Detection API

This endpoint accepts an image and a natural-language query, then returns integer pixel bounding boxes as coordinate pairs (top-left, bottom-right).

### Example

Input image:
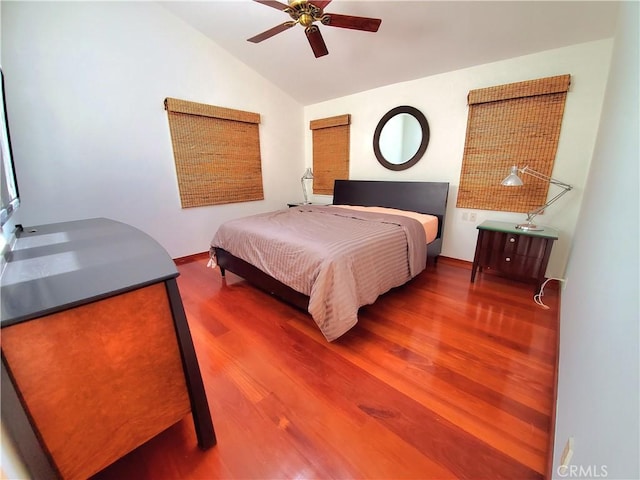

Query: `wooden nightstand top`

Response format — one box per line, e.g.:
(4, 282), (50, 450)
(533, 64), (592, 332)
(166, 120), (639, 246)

(287, 202), (329, 207)
(477, 220), (559, 239)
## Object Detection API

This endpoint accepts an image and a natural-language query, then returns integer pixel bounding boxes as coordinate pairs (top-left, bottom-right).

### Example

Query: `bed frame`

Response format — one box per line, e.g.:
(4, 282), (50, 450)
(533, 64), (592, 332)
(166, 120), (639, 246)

(214, 180), (449, 311)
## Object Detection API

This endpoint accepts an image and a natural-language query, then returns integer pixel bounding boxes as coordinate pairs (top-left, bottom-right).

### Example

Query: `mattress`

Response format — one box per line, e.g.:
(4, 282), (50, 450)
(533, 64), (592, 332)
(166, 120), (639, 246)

(330, 205), (439, 243)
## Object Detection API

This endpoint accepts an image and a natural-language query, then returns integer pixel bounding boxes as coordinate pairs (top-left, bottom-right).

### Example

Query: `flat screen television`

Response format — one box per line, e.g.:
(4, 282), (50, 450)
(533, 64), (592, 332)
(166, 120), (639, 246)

(0, 67), (19, 227)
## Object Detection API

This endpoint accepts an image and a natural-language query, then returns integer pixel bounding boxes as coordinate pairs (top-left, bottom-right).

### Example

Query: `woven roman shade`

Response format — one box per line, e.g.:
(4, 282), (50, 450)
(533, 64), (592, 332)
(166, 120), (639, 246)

(165, 98), (263, 208)
(456, 74), (571, 212)
(310, 114), (351, 195)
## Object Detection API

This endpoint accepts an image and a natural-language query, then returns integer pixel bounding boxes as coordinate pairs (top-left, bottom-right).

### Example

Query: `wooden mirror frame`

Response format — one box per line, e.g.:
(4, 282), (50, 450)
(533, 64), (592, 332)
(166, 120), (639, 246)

(373, 106), (430, 171)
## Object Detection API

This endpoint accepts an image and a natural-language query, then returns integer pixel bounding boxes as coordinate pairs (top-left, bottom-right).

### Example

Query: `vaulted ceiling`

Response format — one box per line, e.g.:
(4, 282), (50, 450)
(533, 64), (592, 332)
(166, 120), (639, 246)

(161, 1), (619, 105)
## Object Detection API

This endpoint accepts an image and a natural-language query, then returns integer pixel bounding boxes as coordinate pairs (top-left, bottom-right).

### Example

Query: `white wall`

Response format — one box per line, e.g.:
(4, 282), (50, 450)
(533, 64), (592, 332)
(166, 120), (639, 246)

(552, 2), (639, 479)
(304, 40), (613, 278)
(1, 1), (305, 259)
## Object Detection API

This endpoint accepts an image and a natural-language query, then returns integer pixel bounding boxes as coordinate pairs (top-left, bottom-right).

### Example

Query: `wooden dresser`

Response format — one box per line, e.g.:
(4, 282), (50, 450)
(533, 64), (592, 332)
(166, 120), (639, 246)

(1, 218), (216, 479)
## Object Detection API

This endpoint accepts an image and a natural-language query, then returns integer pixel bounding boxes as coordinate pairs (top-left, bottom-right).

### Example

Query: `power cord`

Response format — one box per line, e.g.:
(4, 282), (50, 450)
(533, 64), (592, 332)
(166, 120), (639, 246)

(534, 277), (565, 309)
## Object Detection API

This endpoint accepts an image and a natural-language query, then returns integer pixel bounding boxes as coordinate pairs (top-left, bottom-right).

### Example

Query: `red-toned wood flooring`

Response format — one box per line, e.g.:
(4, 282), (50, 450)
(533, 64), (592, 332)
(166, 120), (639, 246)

(92, 254), (559, 480)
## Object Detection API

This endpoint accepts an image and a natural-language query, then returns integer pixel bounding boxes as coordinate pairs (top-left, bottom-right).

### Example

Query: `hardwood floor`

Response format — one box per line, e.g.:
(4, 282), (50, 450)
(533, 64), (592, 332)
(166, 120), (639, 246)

(92, 255), (559, 480)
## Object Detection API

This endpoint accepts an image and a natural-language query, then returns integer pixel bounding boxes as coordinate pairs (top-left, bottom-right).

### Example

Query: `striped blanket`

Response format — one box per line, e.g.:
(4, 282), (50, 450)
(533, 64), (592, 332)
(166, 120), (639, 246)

(210, 205), (427, 341)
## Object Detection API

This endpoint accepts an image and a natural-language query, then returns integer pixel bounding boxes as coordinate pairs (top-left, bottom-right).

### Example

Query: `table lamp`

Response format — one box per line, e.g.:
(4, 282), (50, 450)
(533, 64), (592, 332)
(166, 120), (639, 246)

(501, 165), (572, 231)
(301, 167), (314, 204)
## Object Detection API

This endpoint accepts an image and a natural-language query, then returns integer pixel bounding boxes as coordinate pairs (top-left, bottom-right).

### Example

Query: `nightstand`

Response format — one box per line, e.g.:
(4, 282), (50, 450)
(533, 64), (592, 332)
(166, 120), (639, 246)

(287, 202), (328, 207)
(471, 220), (559, 290)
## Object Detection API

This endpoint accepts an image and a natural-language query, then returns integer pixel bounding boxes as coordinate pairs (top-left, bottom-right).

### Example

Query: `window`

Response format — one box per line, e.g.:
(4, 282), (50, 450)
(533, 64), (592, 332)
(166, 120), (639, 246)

(310, 114), (351, 195)
(165, 97), (263, 207)
(456, 74), (571, 212)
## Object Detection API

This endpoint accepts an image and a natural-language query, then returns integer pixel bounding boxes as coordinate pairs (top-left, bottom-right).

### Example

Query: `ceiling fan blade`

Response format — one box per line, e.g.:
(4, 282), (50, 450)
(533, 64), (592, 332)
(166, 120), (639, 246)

(305, 25), (328, 58)
(247, 21), (296, 43)
(253, 0), (290, 11)
(309, 0), (332, 9)
(323, 13), (381, 32)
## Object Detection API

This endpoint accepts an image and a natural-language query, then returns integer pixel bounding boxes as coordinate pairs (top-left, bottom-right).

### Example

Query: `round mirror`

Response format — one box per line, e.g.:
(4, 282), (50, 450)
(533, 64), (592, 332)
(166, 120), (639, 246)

(373, 106), (430, 171)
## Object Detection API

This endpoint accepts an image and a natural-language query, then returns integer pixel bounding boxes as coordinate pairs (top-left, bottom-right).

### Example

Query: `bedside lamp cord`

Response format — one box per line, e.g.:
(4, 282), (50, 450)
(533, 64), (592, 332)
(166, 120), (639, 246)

(534, 277), (565, 309)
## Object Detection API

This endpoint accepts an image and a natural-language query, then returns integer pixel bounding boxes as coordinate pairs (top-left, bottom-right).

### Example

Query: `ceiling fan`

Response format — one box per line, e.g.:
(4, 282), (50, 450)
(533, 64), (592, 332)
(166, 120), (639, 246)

(247, 0), (382, 58)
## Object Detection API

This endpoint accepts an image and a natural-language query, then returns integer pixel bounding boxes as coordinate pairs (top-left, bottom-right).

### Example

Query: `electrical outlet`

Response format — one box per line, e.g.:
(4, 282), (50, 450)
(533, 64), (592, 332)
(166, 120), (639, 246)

(469, 212), (477, 222)
(560, 436), (574, 468)
(462, 212), (469, 221)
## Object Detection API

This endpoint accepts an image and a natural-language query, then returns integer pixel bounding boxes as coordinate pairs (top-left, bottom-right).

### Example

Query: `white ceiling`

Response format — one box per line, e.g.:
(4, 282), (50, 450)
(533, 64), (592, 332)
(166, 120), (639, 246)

(161, 1), (619, 105)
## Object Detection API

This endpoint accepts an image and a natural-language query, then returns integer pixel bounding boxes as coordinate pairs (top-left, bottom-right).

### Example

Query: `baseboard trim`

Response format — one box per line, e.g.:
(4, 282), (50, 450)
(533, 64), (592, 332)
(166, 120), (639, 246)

(174, 251), (209, 265)
(437, 256), (472, 269)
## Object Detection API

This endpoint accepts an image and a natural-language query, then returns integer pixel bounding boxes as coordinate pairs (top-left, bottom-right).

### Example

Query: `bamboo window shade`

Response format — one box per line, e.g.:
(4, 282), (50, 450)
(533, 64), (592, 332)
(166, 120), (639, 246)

(456, 74), (571, 212)
(164, 97), (263, 208)
(310, 114), (351, 195)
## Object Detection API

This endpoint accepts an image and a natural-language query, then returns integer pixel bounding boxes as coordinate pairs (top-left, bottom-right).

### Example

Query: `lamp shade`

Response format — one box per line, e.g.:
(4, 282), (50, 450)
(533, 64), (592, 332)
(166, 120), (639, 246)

(301, 168), (314, 180)
(501, 165), (524, 186)
(498, 164), (573, 231)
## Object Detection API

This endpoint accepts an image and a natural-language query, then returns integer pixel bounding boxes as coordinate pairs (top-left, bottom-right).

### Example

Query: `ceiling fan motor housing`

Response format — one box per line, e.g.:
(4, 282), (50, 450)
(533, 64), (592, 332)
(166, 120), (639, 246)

(287, 0), (324, 26)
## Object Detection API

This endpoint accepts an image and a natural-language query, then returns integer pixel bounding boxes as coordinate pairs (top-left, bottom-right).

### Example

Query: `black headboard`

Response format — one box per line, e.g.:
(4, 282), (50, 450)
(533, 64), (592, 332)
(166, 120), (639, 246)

(333, 179), (448, 219)
(332, 180), (449, 257)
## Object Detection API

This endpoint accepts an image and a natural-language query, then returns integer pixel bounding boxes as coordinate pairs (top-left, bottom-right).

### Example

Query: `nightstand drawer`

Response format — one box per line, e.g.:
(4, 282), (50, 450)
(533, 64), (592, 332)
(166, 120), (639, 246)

(480, 231), (517, 254)
(480, 231), (549, 258)
(485, 252), (546, 278)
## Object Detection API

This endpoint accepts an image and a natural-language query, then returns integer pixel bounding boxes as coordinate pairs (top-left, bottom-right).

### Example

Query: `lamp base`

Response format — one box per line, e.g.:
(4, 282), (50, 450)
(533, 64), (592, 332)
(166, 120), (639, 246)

(516, 223), (544, 231)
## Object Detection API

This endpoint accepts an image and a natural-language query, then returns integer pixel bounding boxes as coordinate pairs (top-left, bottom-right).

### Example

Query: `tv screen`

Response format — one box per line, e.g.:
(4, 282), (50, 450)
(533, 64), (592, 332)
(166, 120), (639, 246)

(0, 67), (19, 227)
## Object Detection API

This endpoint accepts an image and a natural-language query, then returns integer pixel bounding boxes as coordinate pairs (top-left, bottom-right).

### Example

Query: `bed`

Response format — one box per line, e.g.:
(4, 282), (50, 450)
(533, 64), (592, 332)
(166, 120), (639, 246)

(210, 180), (449, 341)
